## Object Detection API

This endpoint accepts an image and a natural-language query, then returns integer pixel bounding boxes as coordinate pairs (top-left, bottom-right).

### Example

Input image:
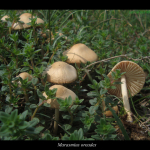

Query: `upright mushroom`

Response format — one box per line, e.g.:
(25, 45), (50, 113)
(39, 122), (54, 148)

(107, 61), (145, 122)
(42, 61), (77, 84)
(63, 43), (98, 67)
(42, 85), (77, 135)
(12, 72), (33, 87)
(1, 15), (9, 22)
(12, 13), (44, 30)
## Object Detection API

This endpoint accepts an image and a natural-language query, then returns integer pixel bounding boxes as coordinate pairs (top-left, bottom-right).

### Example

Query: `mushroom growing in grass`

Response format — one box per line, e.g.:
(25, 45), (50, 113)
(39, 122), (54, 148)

(1, 15), (9, 22)
(107, 61), (145, 122)
(12, 13), (44, 30)
(12, 72), (33, 87)
(63, 43), (98, 68)
(42, 61), (77, 85)
(42, 85), (77, 135)
(102, 101), (118, 117)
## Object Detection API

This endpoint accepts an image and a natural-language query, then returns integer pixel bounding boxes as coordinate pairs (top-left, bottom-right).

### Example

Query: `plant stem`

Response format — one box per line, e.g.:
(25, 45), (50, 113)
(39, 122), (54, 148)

(31, 100), (47, 120)
(23, 89), (29, 102)
(53, 108), (59, 135)
(83, 54), (127, 70)
(68, 108), (73, 125)
(31, 58), (34, 68)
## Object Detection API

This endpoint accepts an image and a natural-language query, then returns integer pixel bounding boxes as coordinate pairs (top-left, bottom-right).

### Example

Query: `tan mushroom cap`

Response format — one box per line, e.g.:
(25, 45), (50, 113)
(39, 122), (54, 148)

(104, 105), (118, 117)
(63, 43), (98, 64)
(1, 15), (9, 22)
(12, 13), (44, 30)
(107, 61), (145, 97)
(42, 61), (77, 84)
(43, 85), (77, 109)
(12, 72), (33, 86)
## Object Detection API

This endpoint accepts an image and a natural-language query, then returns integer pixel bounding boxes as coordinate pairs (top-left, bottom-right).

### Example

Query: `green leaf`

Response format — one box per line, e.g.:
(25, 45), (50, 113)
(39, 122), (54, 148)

(87, 91), (98, 97)
(5, 105), (13, 114)
(62, 114), (71, 119)
(0, 126), (10, 136)
(89, 98), (97, 105)
(10, 109), (18, 122)
(66, 96), (73, 106)
(31, 78), (38, 85)
(100, 89), (107, 95)
(42, 133), (52, 140)
(89, 106), (99, 115)
(78, 128), (84, 140)
(37, 89), (47, 100)
(19, 110), (28, 120)
(18, 121), (29, 129)
(62, 124), (71, 131)
(91, 134), (101, 140)
(34, 126), (44, 134)
(20, 67), (30, 72)
(30, 104), (37, 109)
(28, 117), (39, 127)
(43, 102), (51, 107)
(0, 111), (10, 123)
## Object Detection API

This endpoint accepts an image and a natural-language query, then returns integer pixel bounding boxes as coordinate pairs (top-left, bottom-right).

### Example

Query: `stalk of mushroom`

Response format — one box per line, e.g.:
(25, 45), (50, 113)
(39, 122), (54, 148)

(121, 74), (133, 122)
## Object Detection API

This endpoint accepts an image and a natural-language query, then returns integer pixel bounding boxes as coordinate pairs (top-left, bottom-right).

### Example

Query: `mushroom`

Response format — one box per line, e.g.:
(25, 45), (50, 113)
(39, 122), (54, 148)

(42, 61), (77, 84)
(1, 15), (9, 22)
(63, 43), (98, 68)
(107, 61), (145, 122)
(12, 72), (33, 87)
(103, 100), (118, 117)
(12, 13), (44, 30)
(42, 85), (77, 135)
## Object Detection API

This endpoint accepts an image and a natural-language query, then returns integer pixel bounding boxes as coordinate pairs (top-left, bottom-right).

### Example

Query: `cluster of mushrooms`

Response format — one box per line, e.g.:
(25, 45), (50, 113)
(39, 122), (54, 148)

(1, 13), (68, 42)
(3, 12), (146, 134)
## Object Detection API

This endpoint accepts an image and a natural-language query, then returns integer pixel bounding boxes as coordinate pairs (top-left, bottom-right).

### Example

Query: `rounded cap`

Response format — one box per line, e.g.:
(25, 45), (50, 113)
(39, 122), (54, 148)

(43, 85), (77, 109)
(12, 13), (44, 30)
(12, 72), (33, 87)
(107, 61), (145, 97)
(63, 43), (98, 64)
(42, 61), (77, 84)
(1, 15), (9, 22)
(104, 105), (118, 117)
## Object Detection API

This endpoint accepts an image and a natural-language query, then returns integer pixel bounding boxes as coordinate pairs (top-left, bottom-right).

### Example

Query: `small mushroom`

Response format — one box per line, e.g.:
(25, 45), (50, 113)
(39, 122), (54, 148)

(12, 72), (33, 86)
(42, 61), (77, 84)
(103, 101), (118, 117)
(12, 13), (44, 30)
(107, 61), (145, 122)
(42, 85), (77, 135)
(1, 15), (9, 22)
(63, 43), (98, 68)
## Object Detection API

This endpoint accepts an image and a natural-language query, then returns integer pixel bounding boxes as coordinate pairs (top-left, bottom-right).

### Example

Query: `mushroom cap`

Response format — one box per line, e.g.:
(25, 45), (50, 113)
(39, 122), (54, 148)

(17, 72), (33, 80)
(107, 61), (145, 98)
(12, 72), (33, 87)
(63, 43), (98, 64)
(12, 13), (44, 30)
(42, 61), (77, 84)
(43, 85), (77, 109)
(1, 15), (9, 22)
(104, 105), (118, 117)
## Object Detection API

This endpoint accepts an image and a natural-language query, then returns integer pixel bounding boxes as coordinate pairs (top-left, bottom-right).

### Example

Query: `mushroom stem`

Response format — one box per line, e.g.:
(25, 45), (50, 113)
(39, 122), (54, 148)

(53, 108), (59, 135)
(121, 74), (133, 122)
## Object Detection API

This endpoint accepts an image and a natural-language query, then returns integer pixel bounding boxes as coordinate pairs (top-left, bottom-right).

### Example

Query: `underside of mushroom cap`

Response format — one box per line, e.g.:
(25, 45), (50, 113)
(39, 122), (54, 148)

(107, 61), (145, 97)
(43, 85), (77, 109)
(42, 61), (77, 84)
(63, 43), (98, 64)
